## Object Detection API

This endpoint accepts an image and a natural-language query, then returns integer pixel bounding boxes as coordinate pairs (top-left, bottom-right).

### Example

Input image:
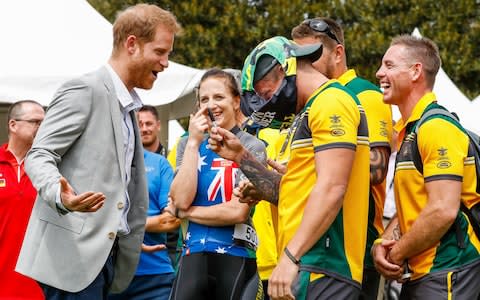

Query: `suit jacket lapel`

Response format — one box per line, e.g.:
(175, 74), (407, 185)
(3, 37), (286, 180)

(101, 67), (127, 182)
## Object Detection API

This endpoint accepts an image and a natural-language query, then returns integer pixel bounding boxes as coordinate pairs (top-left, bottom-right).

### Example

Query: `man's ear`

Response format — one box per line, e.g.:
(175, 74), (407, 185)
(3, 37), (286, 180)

(125, 35), (139, 55)
(334, 44), (345, 63)
(411, 63), (422, 81)
(8, 119), (16, 134)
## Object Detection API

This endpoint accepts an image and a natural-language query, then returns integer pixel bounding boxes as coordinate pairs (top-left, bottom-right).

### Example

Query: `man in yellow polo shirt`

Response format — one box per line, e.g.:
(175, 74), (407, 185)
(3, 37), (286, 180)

(292, 17), (393, 300)
(373, 34), (480, 299)
(208, 36), (370, 299)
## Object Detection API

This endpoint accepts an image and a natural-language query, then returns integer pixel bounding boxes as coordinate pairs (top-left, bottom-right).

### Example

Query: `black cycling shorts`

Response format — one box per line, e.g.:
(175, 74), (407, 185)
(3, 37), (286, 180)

(169, 252), (263, 300)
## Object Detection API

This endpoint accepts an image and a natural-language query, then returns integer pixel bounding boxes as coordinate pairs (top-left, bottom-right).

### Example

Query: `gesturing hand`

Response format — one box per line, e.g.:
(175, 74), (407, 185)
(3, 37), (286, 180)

(267, 158), (287, 175)
(207, 126), (245, 164)
(60, 177), (105, 212)
(234, 180), (262, 206)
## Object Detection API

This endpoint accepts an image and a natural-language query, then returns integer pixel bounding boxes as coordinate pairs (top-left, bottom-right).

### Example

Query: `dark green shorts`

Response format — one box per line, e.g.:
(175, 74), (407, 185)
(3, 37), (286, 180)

(400, 259), (480, 300)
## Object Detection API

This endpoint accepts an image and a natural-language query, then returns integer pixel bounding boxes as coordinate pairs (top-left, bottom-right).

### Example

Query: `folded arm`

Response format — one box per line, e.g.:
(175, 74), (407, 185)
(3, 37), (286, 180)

(178, 195), (251, 226)
(388, 179), (461, 265)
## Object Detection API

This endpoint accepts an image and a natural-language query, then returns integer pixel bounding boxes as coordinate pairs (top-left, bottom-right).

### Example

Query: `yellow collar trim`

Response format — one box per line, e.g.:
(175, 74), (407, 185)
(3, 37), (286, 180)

(337, 69), (357, 86)
(393, 92), (437, 132)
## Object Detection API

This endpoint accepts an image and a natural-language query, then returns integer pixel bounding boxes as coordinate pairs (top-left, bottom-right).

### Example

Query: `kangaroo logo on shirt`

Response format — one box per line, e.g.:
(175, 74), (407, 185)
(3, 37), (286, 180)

(207, 158), (238, 202)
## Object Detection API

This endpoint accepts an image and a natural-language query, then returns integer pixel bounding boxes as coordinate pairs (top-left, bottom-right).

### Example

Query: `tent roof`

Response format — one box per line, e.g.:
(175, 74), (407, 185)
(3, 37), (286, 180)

(0, 0), (204, 107)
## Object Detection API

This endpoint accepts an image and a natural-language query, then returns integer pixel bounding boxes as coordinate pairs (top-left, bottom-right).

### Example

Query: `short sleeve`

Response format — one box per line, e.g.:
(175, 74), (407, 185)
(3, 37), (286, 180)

(157, 157), (174, 210)
(418, 118), (468, 182)
(308, 88), (360, 152)
(358, 89), (392, 148)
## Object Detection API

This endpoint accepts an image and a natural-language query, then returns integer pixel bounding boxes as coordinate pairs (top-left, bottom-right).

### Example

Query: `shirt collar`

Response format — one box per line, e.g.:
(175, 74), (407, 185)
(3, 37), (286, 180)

(0, 144), (22, 166)
(393, 92), (437, 133)
(105, 64), (143, 113)
(337, 69), (357, 86)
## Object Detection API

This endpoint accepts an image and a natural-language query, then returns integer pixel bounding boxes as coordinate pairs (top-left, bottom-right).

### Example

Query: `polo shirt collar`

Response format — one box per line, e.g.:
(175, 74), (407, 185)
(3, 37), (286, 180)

(337, 69), (357, 86)
(393, 92), (436, 133)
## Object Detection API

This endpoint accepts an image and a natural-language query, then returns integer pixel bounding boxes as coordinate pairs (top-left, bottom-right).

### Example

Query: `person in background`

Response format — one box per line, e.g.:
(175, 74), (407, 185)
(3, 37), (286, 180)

(139, 105), (167, 156)
(383, 126), (398, 221)
(16, 4), (181, 299)
(292, 17), (393, 300)
(169, 68), (266, 300)
(109, 113), (179, 300)
(139, 104), (181, 267)
(0, 100), (45, 300)
(373, 34), (480, 299)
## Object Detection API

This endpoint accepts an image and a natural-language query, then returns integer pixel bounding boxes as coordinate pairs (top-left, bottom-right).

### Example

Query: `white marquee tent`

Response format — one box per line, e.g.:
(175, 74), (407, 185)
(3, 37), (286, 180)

(0, 0), (204, 107)
(0, 0), (204, 144)
(471, 95), (480, 118)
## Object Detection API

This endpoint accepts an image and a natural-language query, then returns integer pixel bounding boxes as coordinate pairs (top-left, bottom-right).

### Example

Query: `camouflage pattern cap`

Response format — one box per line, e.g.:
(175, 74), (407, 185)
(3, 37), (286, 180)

(241, 36), (322, 91)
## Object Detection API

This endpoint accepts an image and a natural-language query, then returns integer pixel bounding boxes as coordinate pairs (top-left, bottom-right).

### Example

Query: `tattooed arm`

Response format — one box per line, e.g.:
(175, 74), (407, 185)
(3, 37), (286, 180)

(208, 126), (281, 205)
(370, 146), (390, 185)
(237, 148), (281, 205)
(372, 215), (403, 279)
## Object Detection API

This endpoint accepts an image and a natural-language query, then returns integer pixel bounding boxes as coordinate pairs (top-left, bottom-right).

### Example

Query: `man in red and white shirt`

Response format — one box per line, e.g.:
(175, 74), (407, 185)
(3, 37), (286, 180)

(0, 100), (45, 299)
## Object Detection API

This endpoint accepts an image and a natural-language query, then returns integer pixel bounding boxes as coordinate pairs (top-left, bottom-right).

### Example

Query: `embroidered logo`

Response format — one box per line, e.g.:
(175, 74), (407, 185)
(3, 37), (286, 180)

(329, 114), (345, 136)
(330, 115), (341, 124)
(436, 147), (451, 169)
(380, 120), (388, 137)
(438, 147), (448, 156)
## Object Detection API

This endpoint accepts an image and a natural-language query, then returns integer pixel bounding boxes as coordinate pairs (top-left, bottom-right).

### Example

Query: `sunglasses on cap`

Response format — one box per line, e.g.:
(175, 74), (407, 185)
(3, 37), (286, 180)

(303, 19), (340, 44)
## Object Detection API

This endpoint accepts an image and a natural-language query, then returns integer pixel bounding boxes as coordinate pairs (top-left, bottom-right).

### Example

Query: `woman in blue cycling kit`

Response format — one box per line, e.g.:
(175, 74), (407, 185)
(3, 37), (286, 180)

(169, 69), (266, 300)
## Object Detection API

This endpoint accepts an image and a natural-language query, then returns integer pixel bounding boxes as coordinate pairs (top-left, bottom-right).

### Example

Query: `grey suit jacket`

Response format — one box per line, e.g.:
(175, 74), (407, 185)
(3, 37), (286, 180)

(16, 67), (148, 293)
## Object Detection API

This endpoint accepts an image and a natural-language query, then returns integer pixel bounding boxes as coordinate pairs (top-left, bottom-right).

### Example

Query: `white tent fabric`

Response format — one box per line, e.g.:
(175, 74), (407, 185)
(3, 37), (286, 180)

(0, 0), (204, 106)
(392, 29), (479, 133)
(471, 96), (480, 119)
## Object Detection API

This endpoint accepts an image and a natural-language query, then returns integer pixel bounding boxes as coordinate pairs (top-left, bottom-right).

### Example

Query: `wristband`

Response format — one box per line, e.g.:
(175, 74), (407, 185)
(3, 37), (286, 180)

(284, 247), (300, 265)
(371, 238), (384, 257)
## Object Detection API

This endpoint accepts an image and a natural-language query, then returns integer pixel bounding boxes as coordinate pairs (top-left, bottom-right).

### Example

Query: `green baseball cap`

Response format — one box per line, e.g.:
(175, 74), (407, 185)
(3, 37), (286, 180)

(241, 36), (322, 91)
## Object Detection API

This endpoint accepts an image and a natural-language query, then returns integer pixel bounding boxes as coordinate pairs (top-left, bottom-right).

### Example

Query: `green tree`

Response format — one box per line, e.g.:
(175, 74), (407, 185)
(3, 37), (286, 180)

(88, 0), (480, 99)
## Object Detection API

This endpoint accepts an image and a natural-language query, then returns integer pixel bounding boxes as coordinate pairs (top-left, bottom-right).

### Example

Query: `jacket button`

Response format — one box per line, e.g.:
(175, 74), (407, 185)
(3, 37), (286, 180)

(117, 202), (124, 209)
(108, 232), (116, 240)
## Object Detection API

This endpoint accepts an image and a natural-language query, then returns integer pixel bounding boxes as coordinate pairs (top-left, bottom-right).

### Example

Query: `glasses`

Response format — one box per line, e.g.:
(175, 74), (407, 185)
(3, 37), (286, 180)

(15, 119), (43, 126)
(303, 19), (340, 44)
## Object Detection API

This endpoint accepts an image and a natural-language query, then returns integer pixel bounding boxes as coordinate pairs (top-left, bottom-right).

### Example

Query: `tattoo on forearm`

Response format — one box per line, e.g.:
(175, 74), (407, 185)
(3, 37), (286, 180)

(370, 147), (390, 185)
(393, 223), (401, 241)
(239, 151), (281, 205)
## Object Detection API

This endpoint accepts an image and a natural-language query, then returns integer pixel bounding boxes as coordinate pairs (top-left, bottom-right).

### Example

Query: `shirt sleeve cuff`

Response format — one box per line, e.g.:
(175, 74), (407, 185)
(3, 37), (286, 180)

(55, 185), (71, 215)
